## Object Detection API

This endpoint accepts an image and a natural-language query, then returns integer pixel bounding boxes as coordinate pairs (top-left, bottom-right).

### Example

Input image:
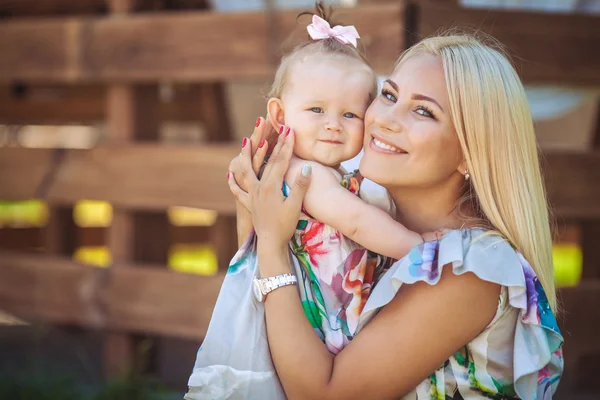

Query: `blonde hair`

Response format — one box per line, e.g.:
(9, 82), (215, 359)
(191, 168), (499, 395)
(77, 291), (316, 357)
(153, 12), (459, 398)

(268, 3), (377, 99)
(396, 33), (556, 310)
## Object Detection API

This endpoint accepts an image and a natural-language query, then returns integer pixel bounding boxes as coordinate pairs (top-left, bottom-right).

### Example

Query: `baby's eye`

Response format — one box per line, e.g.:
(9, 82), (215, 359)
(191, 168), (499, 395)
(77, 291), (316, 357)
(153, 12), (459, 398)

(310, 107), (324, 113)
(343, 112), (358, 119)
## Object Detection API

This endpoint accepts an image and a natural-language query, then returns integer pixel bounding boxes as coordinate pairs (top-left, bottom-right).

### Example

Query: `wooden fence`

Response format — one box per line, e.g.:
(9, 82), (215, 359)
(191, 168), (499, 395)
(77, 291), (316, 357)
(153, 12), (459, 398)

(0, 0), (599, 395)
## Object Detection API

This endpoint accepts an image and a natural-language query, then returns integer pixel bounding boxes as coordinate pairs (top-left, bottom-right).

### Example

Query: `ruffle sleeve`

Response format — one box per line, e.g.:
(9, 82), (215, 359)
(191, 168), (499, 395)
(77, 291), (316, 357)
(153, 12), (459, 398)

(357, 228), (564, 399)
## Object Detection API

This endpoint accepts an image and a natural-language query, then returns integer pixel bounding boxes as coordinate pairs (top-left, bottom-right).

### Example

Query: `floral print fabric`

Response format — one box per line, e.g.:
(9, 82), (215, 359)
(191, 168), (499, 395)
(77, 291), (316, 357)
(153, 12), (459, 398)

(186, 170), (389, 399)
(288, 170), (389, 354)
(357, 229), (564, 399)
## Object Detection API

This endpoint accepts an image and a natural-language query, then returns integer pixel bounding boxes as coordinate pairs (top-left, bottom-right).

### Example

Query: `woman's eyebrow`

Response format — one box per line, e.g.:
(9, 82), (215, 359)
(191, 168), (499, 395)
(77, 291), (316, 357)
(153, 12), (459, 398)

(411, 93), (444, 112)
(383, 79), (399, 91)
(384, 79), (445, 112)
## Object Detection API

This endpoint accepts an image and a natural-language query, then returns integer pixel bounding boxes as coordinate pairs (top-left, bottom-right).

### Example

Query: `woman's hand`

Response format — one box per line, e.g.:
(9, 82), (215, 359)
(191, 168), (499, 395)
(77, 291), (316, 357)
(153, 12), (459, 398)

(230, 129), (312, 251)
(228, 117), (279, 204)
(229, 117), (279, 245)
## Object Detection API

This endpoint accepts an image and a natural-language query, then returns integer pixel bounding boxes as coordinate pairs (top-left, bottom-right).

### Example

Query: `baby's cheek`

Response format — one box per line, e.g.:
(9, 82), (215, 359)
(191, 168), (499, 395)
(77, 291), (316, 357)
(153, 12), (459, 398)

(350, 121), (366, 146)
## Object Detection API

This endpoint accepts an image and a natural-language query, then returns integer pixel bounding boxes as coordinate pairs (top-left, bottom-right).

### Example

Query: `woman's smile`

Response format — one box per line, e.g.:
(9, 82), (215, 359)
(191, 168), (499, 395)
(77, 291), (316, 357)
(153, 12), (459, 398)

(368, 135), (407, 154)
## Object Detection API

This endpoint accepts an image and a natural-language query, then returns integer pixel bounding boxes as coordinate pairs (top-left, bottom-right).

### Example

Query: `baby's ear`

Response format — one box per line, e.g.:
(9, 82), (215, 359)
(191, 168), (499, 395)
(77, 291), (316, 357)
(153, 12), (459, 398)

(267, 98), (285, 133)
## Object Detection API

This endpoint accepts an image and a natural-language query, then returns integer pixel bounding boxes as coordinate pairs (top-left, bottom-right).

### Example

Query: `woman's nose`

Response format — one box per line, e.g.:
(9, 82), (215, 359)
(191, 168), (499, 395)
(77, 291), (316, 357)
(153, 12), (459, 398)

(374, 108), (402, 134)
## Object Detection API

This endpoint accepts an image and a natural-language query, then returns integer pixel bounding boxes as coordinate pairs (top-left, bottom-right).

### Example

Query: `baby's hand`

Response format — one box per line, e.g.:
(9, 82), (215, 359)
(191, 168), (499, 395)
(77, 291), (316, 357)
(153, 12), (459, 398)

(420, 228), (452, 242)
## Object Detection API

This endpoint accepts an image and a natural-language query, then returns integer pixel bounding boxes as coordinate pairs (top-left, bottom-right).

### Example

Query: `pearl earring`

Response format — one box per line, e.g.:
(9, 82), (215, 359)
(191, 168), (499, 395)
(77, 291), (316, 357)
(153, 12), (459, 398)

(465, 169), (470, 181)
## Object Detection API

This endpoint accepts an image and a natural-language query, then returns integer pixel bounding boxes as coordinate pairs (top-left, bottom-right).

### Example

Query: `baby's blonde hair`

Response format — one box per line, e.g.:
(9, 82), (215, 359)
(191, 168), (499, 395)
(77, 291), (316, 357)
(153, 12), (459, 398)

(396, 33), (557, 310)
(268, 2), (377, 100)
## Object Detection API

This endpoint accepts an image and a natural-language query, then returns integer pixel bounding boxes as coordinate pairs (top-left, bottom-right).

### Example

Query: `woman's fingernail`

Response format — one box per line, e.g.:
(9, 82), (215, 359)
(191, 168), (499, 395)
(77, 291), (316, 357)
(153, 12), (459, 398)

(302, 164), (311, 177)
(242, 137), (248, 148)
(285, 127), (291, 137)
(255, 117), (261, 127)
(279, 126), (284, 134)
(226, 172), (231, 180)
(259, 140), (267, 149)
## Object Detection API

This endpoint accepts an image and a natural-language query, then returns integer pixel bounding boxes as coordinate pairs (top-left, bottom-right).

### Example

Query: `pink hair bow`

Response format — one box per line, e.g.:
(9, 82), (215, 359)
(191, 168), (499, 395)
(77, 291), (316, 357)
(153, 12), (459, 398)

(307, 15), (360, 48)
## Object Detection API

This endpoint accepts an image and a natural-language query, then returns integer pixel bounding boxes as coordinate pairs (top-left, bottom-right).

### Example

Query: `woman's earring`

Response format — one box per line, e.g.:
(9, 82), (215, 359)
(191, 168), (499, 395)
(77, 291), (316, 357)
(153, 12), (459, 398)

(464, 169), (470, 181)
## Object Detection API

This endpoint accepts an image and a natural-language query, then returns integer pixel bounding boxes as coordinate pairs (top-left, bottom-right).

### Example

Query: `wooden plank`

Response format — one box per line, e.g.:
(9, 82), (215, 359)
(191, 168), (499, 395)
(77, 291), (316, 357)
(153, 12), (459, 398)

(0, 84), (105, 124)
(0, 84), (213, 124)
(0, 250), (224, 340)
(0, 247), (596, 351)
(103, 14), (137, 374)
(0, 148), (56, 199)
(0, 225), (205, 249)
(196, 77), (238, 271)
(0, 0), (108, 17)
(0, 19), (77, 82)
(580, 106), (600, 279)
(103, 31), (146, 374)
(0, 0), (208, 17)
(103, 18), (171, 374)
(199, 83), (233, 143)
(559, 282), (600, 352)
(0, 4), (404, 83)
(1, 147), (598, 218)
(543, 151), (600, 220)
(557, 282), (600, 392)
(0, 227), (45, 251)
(416, 0), (600, 85)
(3, 145), (238, 213)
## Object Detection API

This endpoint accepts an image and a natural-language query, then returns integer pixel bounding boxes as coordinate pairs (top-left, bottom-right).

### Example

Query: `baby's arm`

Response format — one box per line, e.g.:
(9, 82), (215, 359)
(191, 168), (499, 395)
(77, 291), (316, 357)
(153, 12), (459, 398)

(286, 160), (422, 260)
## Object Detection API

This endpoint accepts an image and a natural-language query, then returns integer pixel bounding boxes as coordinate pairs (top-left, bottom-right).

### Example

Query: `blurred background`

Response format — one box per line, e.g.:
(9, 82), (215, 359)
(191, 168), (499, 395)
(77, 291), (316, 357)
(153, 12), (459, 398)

(0, 0), (598, 399)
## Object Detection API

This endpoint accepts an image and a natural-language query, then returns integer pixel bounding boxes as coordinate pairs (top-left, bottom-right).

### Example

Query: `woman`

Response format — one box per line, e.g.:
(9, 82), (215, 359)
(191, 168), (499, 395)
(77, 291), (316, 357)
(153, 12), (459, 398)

(228, 33), (564, 399)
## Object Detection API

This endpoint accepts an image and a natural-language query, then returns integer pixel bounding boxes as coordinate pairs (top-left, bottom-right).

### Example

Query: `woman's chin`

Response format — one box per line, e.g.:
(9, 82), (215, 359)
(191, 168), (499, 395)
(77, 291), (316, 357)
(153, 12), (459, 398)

(358, 154), (387, 186)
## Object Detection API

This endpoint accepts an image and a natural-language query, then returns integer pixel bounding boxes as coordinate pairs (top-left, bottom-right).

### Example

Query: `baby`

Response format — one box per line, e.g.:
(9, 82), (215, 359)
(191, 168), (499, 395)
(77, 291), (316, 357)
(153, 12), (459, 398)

(186, 6), (442, 400)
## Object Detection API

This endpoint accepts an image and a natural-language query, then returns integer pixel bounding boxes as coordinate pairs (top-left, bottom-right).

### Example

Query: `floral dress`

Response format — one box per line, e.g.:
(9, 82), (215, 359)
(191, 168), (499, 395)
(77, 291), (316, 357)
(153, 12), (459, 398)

(290, 170), (390, 354)
(356, 228), (564, 399)
(185, 170), (390, 400)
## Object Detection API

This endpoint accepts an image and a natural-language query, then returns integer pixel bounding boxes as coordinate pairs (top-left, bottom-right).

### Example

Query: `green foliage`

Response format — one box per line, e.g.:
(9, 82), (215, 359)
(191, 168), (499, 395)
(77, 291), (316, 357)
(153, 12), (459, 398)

(0, 373), (175, 400)
(92, 377), (171, 400)
(0, 374), (81, 400)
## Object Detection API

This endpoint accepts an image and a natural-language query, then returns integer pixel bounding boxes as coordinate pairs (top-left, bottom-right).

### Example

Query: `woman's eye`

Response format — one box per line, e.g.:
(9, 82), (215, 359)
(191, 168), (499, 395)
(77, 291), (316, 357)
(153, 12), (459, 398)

(415, 106), (435, 119)
(310, 107), (324, 113)
(343, 112), (357, 119)
(381, 89), (397, 102)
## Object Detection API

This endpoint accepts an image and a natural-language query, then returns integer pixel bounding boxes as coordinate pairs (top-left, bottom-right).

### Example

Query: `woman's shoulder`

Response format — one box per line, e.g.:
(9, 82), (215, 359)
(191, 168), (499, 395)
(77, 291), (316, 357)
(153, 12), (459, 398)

(395, 228), (524, 287)
(358, 228), (564, 399)
(441, 228), (524, 286)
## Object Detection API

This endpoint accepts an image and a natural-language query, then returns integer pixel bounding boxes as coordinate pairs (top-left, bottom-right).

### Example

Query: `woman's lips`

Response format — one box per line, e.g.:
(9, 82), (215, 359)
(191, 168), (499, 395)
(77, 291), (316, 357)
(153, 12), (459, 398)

(369, 136), (407, 154)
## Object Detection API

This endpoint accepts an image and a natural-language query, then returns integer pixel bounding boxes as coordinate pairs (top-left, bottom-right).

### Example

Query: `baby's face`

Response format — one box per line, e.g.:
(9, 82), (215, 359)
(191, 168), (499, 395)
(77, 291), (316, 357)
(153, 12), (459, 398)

(281, 56), (374, 168)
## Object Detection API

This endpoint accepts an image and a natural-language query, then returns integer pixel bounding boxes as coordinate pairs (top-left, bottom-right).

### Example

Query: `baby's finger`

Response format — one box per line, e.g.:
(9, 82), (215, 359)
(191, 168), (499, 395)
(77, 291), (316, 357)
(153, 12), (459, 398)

(262, 128), (294, 186)
(260, 128), (287, 181)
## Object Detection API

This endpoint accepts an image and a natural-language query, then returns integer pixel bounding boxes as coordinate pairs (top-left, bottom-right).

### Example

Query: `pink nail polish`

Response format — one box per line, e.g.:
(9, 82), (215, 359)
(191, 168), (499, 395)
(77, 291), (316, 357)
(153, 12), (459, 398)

(242, 137), (248, 148)
(255, 117), (261, 127)
(226, 172), (231, 180)
(279, 126), (284, 134)
(285, 127), (291, 137)
(259, 140), (267, 149)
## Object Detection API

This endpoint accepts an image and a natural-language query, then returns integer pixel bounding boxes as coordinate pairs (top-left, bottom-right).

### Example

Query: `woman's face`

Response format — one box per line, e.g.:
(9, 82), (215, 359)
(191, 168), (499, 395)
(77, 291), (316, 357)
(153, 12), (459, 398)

(359, 53), (464, 190)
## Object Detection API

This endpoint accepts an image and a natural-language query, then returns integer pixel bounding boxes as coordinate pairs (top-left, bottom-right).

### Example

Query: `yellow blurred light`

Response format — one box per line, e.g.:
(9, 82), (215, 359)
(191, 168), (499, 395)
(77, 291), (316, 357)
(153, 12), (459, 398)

(73, 246), (112, 268)
(552, 243), (582, 288)
(168, 207), (217, 226)
(168, 244), (218, 275)
(73, 200), (112, 227)
(0, 200), (48, 227)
